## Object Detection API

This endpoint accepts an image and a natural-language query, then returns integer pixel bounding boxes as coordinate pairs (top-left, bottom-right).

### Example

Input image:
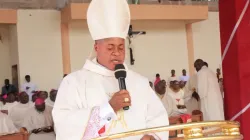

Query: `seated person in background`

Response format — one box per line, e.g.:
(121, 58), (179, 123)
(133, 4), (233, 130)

(21, 75), (37, 101)
(179, 81), (186, 89)
(183, 74), (201, 114)
(155, 80), (186, 116)
(168, 80), (187, 111)
(10, 92), (33, 129)
(179, 69), (190, 82)
(1, 79), (17, 95)
(2, 93), (18, 112)
(37, 91), (49, 100)
(22, 98), (55, 140)
(32, 91), (39, 103)
(46, 89), (57, 108)
(0, 111), (18, 135)
(154, 73), (161, 88)
(155, 80), (166, 99)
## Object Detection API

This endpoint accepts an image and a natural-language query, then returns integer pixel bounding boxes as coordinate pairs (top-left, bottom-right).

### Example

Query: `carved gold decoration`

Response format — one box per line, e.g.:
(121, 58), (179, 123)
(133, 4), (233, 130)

(92, 121), (242, 140)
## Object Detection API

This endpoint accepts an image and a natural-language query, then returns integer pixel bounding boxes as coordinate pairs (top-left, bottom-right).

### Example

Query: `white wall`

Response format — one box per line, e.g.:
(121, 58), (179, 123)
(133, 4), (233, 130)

(0, 25), (11, 86)
(69, 21), (94, 73)
(126, 21), (189, 81)
(193, 12), (222, 73)
(17, 10), (63, 91)
(9, 25), (19, 66)
(69, 20), (189, 82)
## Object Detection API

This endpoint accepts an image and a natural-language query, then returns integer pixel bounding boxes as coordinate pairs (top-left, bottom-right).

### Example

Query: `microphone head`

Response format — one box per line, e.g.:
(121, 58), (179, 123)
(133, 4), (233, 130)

(114, 64), (126, 79)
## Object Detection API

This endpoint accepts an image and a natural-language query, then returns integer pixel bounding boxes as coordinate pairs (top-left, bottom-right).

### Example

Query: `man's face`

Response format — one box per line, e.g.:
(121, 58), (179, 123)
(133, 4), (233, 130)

(39, 91), (48, 100)
(155, 81), (166, 95)
(217, 69), (221, 74)
(7, 94), (15, 103)
(182, 70), (186, 75)
(95, 38), (125, 71)
(19, 93), (29, 104)
(25, 77), (31, 82)
(50, 91), (57, 102)
(4, 80), (9, 86)
(194, 64), (201, 72)
(179, 81), (186, 89)
(172, 81), (180, 90)
(35, 103), (46, 112)
(171, 70), (175, 76)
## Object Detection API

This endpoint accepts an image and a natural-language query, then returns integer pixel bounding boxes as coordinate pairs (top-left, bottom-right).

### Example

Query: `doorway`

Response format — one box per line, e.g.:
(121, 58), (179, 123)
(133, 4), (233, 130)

(12, 65), (19, 92)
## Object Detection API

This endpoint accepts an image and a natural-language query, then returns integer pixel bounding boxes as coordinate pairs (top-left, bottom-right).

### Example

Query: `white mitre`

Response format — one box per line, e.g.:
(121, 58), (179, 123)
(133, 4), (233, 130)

(87, 0), (131, 40)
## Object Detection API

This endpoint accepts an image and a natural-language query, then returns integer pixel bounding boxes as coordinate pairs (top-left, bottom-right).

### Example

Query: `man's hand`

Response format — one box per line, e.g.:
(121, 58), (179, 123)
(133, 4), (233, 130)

(109, 90), (131, 112)
(140, 135), (156, 140)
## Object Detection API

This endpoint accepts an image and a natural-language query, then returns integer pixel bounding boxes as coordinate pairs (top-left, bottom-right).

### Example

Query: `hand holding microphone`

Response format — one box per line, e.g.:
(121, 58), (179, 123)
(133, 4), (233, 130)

(109, 90), (131, 112)
(109, 64), (131, 112)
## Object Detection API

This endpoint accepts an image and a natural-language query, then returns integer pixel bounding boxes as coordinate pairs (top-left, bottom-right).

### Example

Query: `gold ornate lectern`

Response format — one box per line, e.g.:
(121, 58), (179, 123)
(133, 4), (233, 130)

(92, 121), (242, 140)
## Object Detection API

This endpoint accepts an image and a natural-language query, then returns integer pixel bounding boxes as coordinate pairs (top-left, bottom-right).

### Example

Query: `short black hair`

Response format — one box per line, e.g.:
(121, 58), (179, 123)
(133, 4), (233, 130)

(204, 62), (208, 67)
(25, 75), (30, 79)
(156, 73), (160, 77)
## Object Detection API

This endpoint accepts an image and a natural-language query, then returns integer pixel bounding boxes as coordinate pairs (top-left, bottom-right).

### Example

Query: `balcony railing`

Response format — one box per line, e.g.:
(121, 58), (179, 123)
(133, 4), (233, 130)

(0, 0), (218, 11)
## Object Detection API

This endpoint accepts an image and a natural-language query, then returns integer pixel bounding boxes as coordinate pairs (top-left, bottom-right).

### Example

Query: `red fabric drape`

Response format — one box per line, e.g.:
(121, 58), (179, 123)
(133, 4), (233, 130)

(219, 0), (250, 139)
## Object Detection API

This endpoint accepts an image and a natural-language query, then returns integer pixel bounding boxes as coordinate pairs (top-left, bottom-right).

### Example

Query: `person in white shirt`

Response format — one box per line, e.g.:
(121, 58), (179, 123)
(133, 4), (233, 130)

(179, 69), (190, 82)
(52, 0), (169, 139)
(194, 59), (224, 121)
(168, 69), (176, 85)
(10, 92), (33, 129)
(21, 75), (37, 101)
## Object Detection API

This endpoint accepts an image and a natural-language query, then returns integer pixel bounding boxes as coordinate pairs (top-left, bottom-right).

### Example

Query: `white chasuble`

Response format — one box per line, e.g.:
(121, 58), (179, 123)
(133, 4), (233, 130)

(53, 59), (169, 140)
(9, 102), (33, 129)
(197, 66), (224, 121)
(0, 112), (18, 135)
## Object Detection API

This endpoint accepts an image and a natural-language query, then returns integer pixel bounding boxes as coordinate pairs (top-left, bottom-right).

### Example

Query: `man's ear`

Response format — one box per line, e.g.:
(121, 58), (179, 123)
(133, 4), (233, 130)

(94, 44), (98, 52)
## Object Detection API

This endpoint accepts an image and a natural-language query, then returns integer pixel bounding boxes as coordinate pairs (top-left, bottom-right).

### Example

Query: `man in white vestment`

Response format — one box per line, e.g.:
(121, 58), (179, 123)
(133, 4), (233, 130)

(155, 80), (183, 116)
(0, 112), (18, 135)
(21, 75), (37, 101)
(194, 59), (224, 121)
(10, 92), (33, 129)
(22, 98), (55, 140)
(2, 93), (18, 112)
(52, 0), (169, 140)
(45, 90), (57, 107)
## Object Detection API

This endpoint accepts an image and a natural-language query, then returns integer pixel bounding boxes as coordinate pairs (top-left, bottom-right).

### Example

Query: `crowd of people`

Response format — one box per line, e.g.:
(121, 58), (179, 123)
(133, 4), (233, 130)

(0, 76), (58, 139)
(0, 0), (225, 138)
(151, 59), (224, 121)
(0, 60), (224, 139)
